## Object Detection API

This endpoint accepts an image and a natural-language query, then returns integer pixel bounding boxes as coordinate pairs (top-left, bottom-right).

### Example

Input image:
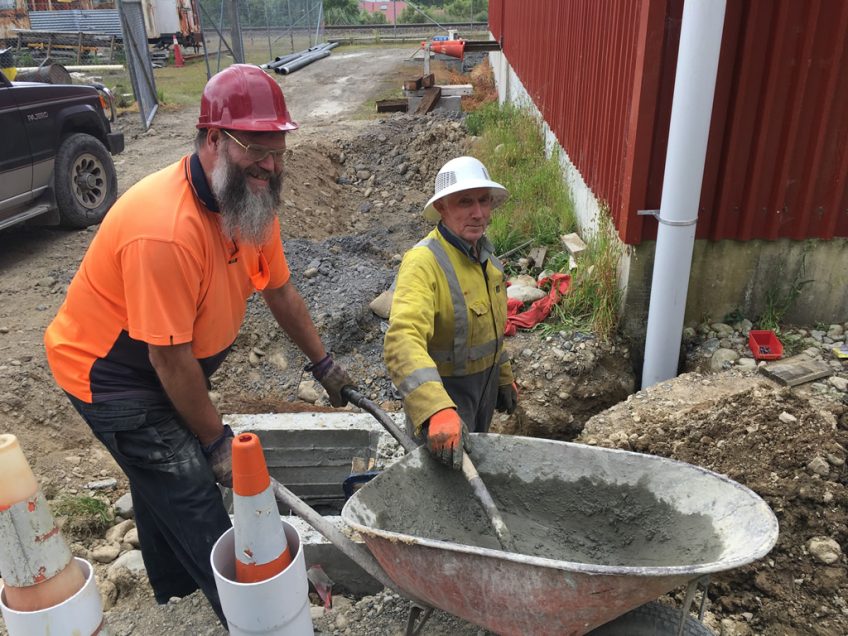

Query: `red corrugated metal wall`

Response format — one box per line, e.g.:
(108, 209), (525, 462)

(490, 0), (848, 244)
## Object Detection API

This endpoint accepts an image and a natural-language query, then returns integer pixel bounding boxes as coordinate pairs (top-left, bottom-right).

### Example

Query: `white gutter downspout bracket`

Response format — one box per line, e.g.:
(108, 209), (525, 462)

(641, 0), (727, 389)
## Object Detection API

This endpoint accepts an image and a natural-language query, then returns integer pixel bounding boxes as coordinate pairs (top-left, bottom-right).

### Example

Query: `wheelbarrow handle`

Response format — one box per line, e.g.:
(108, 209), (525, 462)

(268, 475), (429, 604)
(342, 385), (418, 453)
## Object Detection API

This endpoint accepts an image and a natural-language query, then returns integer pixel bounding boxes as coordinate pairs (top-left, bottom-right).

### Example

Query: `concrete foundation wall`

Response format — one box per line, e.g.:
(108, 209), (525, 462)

(624, 238), (848, 339)
(490, 50), (848, 348)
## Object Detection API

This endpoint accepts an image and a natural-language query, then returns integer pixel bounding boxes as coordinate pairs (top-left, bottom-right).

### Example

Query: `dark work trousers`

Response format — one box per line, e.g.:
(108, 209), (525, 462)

(66, 395), (231, 627)
(406, 365), (500, 440)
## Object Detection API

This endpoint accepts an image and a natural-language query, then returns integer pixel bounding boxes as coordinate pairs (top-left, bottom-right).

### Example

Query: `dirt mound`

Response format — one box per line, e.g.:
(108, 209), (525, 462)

(213, 112), (476, 412)
(496, 330), (636, 440)
(582, 373), (848, 635)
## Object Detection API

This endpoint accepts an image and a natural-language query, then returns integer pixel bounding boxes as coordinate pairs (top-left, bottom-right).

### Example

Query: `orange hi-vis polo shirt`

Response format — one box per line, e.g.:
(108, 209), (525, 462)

(44, 153), (290, 403)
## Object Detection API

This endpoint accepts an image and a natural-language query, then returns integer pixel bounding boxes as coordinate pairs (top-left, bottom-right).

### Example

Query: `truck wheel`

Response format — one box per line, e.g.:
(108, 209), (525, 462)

(54, 133), (117, 228)
(588, 601), (713, 635)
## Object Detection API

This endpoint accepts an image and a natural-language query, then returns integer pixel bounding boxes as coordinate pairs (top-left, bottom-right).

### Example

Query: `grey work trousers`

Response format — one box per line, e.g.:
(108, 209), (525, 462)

(407, 364), (500, 440)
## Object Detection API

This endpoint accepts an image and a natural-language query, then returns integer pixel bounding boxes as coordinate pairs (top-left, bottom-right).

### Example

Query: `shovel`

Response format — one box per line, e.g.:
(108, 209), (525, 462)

(341, 386), (517, 553)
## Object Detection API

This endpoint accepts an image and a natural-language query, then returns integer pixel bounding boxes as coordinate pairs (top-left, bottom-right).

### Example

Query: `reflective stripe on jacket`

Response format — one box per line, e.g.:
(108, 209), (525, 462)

(384, 228), (514, 432)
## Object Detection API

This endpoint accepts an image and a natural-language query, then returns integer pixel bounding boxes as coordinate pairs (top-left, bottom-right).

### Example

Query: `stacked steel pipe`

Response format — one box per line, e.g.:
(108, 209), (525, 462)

(264, 42), (339, 75)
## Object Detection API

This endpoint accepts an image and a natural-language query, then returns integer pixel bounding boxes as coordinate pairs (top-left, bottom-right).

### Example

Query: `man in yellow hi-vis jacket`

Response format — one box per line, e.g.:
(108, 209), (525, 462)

(384, 156), (517, 470)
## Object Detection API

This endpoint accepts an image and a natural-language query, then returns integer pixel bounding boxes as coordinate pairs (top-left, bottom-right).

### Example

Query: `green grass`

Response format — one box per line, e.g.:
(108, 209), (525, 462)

(547, 212), (623, 338)
(468, 102), (576, 251)
(52, 495), (114, 539)
(467, 101), (622, 339)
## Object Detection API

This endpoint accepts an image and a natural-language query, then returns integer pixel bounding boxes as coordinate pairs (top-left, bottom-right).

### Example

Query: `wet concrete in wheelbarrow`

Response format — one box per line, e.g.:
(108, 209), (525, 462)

(363, 464), (724, 568)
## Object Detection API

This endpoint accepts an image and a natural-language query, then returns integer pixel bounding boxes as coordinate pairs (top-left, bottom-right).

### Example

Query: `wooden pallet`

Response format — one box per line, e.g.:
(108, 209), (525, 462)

(758, 354), (833, 387)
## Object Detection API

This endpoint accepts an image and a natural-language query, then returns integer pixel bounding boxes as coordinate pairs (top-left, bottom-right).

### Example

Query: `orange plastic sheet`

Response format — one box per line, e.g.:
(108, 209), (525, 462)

(505, 273), (571, 337)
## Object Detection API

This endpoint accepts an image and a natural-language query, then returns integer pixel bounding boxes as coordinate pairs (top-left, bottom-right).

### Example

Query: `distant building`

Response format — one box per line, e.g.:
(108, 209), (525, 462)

(359, 1), (406, 24)
(0, 0), (29, 40)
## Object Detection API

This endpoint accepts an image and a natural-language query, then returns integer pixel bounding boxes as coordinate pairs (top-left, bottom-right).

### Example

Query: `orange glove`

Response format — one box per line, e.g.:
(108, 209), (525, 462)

(426, 408), (466, 471)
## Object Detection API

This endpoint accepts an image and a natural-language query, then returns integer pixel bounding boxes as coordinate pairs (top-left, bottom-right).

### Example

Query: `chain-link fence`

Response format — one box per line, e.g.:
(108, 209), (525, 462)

(0, 0), (324, 71)
(197, 0), (324, 75)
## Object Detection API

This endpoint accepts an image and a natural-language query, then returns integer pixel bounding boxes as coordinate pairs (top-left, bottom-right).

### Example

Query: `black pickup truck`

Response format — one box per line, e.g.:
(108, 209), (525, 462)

(0, 71), (124, 230)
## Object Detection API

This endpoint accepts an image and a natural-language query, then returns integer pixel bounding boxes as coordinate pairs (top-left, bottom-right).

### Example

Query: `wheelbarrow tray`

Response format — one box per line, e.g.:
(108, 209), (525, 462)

(341, 434), (778, 636)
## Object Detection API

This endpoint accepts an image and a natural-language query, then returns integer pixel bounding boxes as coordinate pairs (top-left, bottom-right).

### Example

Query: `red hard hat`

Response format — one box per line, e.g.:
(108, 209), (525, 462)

(197, 64), (298, 132)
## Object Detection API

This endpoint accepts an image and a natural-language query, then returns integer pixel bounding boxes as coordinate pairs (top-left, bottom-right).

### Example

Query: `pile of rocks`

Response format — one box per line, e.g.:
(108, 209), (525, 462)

(333, 111), (469, 228)
(311, 588), (488, 636)
(684, 319), (848, 400)
(62, 513), (148, 615)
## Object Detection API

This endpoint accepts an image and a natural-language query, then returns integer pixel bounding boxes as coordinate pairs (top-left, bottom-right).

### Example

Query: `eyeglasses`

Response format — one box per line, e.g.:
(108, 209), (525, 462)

(222, 130), (286, 164)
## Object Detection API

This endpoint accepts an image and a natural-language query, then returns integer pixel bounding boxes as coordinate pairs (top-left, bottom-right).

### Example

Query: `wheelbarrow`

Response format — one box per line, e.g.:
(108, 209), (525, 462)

(270, 393), (778, 635)
(339, 432), (778, 635)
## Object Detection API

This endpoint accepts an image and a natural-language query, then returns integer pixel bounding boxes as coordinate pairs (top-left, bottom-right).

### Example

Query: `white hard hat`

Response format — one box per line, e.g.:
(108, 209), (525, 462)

(422, 156), (508, 223)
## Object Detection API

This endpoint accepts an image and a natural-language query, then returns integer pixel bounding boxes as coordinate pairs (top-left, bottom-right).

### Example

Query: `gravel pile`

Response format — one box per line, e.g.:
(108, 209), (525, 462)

(684, 319), (848, 402)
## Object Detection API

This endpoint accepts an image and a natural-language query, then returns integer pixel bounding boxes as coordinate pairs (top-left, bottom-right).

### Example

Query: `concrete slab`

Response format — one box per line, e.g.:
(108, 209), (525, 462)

(222, 412), (404, 594)
(224, 411), (403, 510)
(287, 516), (383, 596)
(406, 93), (462, 114)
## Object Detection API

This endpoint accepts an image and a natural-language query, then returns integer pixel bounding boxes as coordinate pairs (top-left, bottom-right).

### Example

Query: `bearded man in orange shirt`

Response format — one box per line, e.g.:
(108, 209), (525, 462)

(45, 64), (353, 625)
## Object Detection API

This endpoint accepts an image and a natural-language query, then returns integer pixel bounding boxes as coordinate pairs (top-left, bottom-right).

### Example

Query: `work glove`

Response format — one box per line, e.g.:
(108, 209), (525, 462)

(201, 424), (234, 488)
(307, 354), (353, 407)
(496, 382), (519, 414)
(425, 408), (468, 471)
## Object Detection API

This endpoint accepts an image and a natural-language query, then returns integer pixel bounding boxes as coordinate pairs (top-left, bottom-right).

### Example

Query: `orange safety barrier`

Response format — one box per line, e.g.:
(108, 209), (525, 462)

(425, 39), (466, 60)
(231, 433), (292, 583)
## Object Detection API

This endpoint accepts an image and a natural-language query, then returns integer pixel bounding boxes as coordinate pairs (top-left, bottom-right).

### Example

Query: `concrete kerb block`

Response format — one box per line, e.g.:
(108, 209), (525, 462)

(406, 93), (463, 114)
(225, 412), (399, 478)
(288, 516), (383, 596)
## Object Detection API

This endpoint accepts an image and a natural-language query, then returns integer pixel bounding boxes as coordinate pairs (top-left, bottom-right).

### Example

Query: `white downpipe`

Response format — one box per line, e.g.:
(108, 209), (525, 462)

(211, 522), (313, 635)
(0, 558), (107, 636)
(641, 0), (727, 389)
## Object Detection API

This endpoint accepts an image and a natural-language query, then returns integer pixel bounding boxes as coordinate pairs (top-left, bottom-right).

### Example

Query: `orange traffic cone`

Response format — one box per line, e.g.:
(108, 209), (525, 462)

(0, 434), (86, 613)
(428, 39), (465, 60)
(172, 34), (184, 67)
(232, 433), (292, 583)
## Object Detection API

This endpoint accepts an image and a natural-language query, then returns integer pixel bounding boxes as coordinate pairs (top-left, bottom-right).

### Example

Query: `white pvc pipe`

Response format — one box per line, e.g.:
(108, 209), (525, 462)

(0, 558), (106, 636)
(641, 0), (727, 389)
(211, 522), (313, 635)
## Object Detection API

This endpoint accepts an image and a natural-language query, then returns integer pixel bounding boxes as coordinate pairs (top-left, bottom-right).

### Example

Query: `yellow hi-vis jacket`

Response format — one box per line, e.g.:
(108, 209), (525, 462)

(384, 228), (514, 432)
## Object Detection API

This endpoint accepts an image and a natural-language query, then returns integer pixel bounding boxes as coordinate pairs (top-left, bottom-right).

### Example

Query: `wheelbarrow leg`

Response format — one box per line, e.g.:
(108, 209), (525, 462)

(678, 575), (711, 636)
(406, 603), (434, 636)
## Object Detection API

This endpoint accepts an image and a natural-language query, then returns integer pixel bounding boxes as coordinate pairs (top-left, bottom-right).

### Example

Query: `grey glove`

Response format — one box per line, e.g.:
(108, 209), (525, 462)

(496, 383), (518, 414)
(307, 354), (353, 407)
(201, 424), (234, 487)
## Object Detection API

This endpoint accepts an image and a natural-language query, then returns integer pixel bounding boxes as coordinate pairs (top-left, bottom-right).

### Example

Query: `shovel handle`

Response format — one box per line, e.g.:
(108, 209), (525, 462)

(342, 386), (516, 553)
(461, 454), (516, 553)
(342, 386), (418, 453)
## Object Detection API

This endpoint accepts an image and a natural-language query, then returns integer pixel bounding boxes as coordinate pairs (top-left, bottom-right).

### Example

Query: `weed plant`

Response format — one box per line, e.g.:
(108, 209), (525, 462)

(466, 101), (622, 339)
(756, 250), (813, 332)
(52, 495), (113, 539)
(468, 102), (577, 252)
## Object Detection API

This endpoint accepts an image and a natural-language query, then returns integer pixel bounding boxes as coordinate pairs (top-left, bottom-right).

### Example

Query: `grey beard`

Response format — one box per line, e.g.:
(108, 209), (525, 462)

(210, 150), (283, 246)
